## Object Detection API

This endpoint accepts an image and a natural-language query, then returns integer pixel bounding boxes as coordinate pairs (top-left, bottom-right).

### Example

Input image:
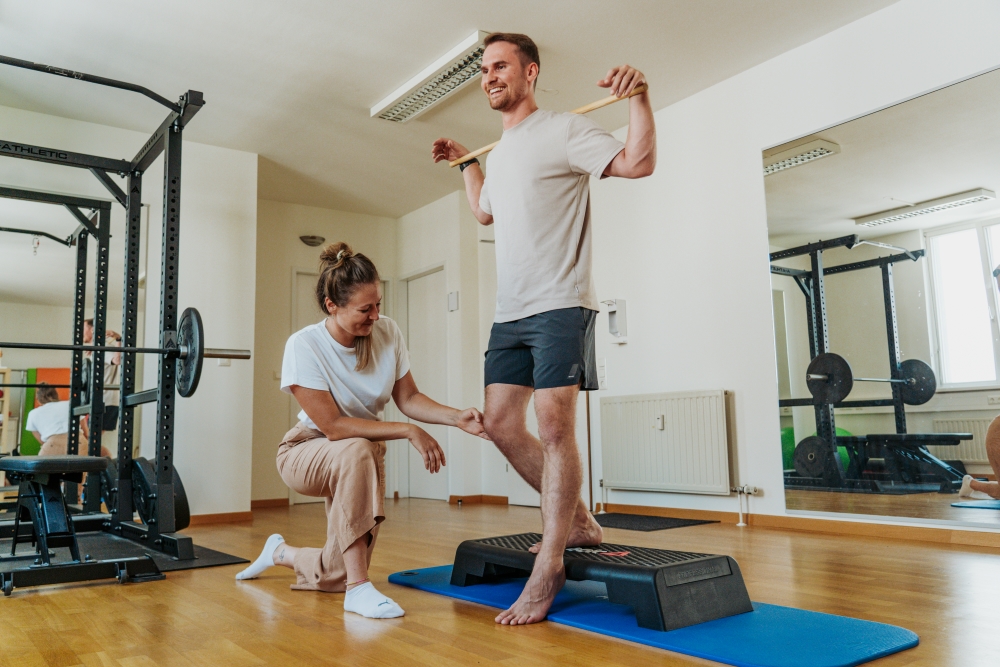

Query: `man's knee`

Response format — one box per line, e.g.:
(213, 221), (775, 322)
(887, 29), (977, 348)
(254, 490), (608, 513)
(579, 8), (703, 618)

(537, 421), (576, 449)
(484, 411), (526, 446)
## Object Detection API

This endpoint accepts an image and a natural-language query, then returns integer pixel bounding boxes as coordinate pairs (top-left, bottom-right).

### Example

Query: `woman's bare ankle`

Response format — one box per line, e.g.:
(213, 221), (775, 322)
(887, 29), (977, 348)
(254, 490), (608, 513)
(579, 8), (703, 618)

(272, 544), (297, 568)
(346, 576), (370, 590)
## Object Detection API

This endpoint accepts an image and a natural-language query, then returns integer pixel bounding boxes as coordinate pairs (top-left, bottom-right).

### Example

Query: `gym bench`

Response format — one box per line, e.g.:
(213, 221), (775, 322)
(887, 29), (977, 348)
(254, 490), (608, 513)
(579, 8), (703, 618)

(0, 456), (162, 596)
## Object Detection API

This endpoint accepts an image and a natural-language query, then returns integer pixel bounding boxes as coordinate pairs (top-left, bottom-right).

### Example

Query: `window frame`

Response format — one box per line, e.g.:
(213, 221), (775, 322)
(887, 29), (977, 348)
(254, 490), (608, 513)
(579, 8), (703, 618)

(924, 215), (1000, 390)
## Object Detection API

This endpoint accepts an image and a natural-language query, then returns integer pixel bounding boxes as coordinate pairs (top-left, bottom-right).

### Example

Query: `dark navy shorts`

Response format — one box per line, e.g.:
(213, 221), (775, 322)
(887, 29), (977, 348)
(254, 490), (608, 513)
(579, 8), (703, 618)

(485, 307), (598, 391)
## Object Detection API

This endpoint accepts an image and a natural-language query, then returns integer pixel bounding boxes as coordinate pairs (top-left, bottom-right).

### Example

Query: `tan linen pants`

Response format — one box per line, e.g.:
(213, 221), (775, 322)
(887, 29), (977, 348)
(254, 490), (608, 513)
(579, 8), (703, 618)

(276, 423), (386, 592)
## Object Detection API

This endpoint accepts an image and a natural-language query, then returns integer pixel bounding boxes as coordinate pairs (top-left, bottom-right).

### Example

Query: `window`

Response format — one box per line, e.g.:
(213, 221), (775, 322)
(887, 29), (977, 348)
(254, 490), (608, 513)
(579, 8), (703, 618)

(926, 220), (1000, 386)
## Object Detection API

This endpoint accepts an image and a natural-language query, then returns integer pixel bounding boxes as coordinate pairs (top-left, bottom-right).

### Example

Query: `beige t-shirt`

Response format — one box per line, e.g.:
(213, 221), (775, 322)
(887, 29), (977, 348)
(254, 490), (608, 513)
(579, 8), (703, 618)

(479, 109), (624, 323)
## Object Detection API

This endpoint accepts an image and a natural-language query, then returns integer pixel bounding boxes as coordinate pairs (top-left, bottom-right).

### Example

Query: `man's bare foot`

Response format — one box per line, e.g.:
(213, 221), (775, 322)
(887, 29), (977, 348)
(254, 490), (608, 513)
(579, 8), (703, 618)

(528, 510), (603, 554)
(495, 556), (566, 625)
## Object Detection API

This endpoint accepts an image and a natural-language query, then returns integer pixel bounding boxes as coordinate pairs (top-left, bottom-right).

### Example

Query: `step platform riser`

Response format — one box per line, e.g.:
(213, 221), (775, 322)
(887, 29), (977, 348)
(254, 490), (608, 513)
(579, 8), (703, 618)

(451, 533), (753, 631)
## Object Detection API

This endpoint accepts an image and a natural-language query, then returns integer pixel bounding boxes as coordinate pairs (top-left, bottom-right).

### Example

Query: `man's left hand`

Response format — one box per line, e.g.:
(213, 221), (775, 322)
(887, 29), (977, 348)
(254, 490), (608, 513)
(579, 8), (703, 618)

(598, 65), (647, 98)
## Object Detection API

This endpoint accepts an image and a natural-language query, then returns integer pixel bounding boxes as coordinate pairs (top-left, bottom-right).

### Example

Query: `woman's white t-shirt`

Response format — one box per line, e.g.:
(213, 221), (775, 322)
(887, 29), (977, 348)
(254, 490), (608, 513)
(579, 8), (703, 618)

(25, 401), (70, 441)
(280, 317), (410, 428)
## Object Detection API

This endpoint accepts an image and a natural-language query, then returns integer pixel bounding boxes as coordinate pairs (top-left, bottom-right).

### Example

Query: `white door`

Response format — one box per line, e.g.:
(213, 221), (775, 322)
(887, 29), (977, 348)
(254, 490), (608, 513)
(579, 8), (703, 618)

(479, 242), (591, 508)
(406, 269), (449, 500)
(290, 270), (324, 504)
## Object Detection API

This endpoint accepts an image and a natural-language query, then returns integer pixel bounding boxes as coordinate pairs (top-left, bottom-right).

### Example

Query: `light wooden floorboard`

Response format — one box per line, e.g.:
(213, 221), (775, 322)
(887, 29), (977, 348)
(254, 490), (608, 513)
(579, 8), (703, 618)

(0, 498), (998, 666)
(786, 488), (1000, 524)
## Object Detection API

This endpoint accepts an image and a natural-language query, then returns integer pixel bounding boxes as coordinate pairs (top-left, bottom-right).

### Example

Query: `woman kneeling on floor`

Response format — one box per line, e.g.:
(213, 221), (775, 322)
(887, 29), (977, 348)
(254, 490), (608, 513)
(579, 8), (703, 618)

(236, 242), (488, 619)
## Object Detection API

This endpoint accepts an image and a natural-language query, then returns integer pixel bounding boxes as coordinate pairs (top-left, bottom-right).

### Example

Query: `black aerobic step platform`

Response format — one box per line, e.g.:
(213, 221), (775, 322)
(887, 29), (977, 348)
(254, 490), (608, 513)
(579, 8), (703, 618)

(451, 533), (753, 631)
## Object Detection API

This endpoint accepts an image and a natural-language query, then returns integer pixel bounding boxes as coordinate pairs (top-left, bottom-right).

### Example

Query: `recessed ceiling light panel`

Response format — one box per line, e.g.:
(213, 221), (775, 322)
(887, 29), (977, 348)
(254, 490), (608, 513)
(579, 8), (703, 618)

(371, 30), (488, 123)
(854, 188), (997, 227)
(763, 139), (840, 176)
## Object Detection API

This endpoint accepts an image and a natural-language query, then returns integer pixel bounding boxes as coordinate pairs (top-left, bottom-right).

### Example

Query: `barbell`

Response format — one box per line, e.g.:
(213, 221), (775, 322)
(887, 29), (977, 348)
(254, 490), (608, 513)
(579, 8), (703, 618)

(805, 352), (936, 405)
(0, 308), (249, 398)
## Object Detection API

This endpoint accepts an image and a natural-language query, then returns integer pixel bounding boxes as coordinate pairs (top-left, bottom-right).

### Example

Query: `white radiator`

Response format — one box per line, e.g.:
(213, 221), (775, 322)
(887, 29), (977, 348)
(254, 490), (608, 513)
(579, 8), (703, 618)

(929, 419), (991, 463)
(600, 390), (731, 495)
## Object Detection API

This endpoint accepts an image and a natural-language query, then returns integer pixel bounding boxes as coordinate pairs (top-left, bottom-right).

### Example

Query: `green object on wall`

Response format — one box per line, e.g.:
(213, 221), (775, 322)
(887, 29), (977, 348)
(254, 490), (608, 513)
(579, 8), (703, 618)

(781, 427), (795, 470)
(19, 369), (40, 456)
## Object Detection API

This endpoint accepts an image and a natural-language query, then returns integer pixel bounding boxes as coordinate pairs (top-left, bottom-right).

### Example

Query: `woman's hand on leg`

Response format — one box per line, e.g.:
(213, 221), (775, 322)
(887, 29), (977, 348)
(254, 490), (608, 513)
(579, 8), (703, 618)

(408, 425), (446, 473)
(454, 408), (490, 440)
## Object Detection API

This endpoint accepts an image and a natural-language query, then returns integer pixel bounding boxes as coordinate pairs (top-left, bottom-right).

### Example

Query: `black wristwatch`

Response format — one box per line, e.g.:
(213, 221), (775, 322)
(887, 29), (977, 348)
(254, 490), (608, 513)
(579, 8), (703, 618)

(459, 158), (480, 172)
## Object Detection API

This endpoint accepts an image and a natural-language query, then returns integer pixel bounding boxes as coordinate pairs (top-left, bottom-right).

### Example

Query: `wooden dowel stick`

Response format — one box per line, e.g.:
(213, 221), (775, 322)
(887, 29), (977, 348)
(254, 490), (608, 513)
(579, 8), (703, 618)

(448, 84), (648, 167)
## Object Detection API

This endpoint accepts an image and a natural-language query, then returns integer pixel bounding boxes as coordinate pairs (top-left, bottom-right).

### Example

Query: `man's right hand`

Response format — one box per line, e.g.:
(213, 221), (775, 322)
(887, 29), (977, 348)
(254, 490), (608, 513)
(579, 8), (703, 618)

(432, 138), (472, 165)
(409, 424), (447, 473)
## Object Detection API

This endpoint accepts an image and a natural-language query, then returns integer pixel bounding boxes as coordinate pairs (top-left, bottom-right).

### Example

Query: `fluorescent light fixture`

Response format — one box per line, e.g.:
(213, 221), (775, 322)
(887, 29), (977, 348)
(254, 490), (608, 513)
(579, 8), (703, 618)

(763, 139), (840, 176)
(371, 30), (488, 123)
(854, 188), (997, 227)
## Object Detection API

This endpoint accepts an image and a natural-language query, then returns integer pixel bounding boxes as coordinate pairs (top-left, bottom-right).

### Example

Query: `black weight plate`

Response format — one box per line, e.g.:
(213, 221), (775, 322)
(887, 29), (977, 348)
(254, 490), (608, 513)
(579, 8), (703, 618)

(132, 457), (156, 525)
(131, 457), (190, 531)
(793, 436), (836, 478)
(176, 307), (204, 398)
(173, 466), (190, 531)
(899, 359), (936, 405)
(100, 458), (118, 513)
(806, 353), (853, 404)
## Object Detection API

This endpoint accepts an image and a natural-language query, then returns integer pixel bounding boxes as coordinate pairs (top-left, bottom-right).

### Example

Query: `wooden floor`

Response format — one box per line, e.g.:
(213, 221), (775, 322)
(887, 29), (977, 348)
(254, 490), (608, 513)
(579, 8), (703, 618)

(1, 499), (999, 666)
(786, 488), (1000, 525)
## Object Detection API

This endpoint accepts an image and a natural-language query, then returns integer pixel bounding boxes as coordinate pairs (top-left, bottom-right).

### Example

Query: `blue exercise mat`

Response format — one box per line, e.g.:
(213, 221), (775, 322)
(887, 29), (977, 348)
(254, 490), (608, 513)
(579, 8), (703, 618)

(951, 499), (1000, 509)
(389, 566), (918, 667)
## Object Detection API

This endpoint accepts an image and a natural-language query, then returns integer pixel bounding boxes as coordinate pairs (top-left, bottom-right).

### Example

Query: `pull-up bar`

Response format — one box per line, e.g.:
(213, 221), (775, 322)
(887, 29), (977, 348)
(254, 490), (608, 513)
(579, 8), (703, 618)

(0, 54), (181, 113)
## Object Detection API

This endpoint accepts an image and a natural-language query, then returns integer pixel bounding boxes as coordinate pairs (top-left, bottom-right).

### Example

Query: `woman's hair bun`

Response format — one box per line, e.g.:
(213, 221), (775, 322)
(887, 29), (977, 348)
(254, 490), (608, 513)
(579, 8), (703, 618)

(320, 241), (353, 267)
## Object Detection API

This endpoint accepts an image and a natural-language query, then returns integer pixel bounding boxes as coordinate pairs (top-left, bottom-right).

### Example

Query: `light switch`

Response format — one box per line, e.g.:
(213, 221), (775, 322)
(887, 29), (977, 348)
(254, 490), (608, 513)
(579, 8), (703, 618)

(448, 291), (460, 312)
(597, 358), (608, 390)
(218, 358), (231, 367)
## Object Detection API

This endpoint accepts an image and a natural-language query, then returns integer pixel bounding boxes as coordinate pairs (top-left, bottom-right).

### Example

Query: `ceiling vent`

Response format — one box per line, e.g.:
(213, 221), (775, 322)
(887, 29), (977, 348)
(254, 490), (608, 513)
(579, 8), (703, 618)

(854, 188), (997, 227)
(371, 30), (488, 123)
(763, 139), (840, 176)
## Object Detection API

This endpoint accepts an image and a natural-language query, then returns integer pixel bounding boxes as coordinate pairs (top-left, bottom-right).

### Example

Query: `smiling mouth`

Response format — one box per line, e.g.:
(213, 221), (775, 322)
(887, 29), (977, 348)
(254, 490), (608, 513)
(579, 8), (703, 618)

(488, 86), (506, 97)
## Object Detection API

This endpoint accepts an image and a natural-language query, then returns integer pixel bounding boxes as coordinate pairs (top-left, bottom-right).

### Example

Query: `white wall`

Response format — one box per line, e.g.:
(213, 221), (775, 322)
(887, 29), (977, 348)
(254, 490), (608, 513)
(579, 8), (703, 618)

(396, 191), (483, 497)
(0, 103), (258, 517)
(252, 198), (397, 501)
(585, 0), (1000, 519)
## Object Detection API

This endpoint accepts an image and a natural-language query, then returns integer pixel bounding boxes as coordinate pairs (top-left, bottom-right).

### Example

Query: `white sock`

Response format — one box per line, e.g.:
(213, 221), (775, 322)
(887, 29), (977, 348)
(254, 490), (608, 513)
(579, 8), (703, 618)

(959, 475), (992, 500)
(344, 581), (404, 619)
(235, 534), (285, 580)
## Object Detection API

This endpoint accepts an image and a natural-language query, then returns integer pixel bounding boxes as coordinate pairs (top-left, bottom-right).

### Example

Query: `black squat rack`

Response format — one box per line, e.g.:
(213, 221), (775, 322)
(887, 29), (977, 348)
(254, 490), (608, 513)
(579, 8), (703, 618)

(770, 234), (971, 493)
(0, 54), (249, 594)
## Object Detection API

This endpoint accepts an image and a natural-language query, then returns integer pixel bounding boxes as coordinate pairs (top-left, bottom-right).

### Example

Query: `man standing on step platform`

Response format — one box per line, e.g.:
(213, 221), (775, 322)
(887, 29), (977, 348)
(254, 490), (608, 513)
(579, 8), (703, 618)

(432, 33), (656, 624)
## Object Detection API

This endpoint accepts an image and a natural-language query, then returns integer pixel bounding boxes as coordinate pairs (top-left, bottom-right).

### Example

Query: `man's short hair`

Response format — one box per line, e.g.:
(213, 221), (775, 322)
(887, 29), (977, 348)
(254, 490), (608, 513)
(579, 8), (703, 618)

(484, 33), (540, 74)
(36, 383), (60, 405)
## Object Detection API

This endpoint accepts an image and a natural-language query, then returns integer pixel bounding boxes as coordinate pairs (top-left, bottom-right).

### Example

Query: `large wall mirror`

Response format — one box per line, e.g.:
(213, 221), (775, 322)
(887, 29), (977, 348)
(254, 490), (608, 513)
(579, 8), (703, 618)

(766, 67), (1000, 527)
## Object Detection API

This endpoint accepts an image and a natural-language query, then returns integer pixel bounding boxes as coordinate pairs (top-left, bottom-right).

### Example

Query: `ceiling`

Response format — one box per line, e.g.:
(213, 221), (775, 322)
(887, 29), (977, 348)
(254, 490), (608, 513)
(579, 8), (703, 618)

(0, 0), (898, 219)
(766, 67), (1000, 248)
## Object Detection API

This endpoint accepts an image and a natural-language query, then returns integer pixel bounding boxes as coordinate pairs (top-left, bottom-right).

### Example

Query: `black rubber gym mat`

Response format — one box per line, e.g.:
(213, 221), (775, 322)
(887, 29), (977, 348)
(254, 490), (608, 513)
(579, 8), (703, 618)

(594, 513), (718, 532)
(0, 532), (247, 573)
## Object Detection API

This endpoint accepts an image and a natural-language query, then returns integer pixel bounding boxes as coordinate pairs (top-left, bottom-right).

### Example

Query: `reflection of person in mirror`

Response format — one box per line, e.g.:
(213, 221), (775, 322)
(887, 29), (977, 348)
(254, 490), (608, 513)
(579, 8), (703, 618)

(959, 416), (1000, 499)
(82, 319), (122, 442)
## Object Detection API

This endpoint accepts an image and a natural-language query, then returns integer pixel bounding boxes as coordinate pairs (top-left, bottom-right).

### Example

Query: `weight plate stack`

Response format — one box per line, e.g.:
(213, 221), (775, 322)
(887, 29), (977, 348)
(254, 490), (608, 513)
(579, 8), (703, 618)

(132, 457), (191, 531)
(793, 436), (839, 479)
